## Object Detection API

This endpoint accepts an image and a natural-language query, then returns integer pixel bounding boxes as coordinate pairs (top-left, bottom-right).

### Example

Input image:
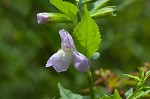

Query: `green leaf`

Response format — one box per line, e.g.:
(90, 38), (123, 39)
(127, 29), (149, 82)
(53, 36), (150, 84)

(101, 89), (121, 99)
(75, 0), (92, 5)
(91, 52), (100, 60)
(82, 0), (92, 4)
(88, 0), (110, 12)
(134, 90), (150, 99)
(58, 83), (90, 99)
(52, 96), (56, 99)
(123, 74), (141, 81)
(90, 6), (116, 18)
(73, 5), (101, 58)
(101, 95), (112, 99)
(113, 89), (122, 99)
(145, 70), (150, 80)
(50, 0), (78, 23)
(139, 67), (145, 78)
(142, 86), (150, 91)
(125, 88), (133, 98)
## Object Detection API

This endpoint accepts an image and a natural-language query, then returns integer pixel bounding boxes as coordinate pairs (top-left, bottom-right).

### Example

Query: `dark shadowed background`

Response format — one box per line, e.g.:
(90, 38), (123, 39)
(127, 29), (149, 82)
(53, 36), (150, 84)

(0, 0), (150, 98)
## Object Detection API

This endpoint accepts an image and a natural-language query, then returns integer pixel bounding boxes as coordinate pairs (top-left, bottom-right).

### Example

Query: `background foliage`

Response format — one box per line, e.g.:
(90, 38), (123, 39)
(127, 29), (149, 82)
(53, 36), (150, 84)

(0, 0), (150, 99)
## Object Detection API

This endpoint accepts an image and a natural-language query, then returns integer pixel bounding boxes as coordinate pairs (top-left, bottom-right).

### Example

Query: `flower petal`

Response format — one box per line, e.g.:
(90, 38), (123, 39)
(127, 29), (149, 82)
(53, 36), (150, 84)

(46, 52), (57, 67)
(73, 52), (90, 72)
(59, 29), (76, 50)
(37, 13), (50, 24)
(46, 49), (73, 72)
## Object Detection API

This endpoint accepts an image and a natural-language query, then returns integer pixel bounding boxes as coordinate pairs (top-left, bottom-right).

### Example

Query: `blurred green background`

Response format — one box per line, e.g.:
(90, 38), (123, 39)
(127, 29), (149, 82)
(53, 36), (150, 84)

(0, 0), (150, 99)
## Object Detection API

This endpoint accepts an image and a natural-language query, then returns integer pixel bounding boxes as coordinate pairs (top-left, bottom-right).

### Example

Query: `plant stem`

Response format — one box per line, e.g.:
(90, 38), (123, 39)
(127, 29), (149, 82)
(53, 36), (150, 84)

(128, 88), (140, 99)
(75, 1), (95, 98)
(128, 83), (143, 99)
(87, 70), (95, 99)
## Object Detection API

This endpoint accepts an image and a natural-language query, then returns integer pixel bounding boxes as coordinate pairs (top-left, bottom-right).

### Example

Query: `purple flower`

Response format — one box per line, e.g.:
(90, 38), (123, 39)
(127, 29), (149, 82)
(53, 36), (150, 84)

(46, 29), (90, 72)
(37, 13), (50, 24)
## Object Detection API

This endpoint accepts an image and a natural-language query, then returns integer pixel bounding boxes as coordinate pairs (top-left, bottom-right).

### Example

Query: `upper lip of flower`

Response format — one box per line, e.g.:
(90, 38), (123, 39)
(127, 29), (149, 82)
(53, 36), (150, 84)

(46, 29), (90, 72)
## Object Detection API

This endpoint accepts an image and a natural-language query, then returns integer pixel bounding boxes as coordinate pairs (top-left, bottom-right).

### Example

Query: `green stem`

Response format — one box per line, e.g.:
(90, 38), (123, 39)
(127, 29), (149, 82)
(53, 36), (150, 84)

(74, 1), (95, 98)
(128, 88), (141, 99)
(87, 70), (95, 99)
(128, 81), (144, 99)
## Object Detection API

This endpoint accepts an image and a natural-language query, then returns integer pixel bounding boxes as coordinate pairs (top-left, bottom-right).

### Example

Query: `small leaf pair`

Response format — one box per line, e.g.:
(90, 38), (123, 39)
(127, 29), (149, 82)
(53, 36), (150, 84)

(88, 0), (116, 18)
(124, 69), (150, 99)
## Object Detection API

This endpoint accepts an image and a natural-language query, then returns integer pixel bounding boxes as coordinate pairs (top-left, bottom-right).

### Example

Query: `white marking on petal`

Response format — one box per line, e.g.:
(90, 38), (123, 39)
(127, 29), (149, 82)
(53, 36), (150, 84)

(47, 49), (73, 72)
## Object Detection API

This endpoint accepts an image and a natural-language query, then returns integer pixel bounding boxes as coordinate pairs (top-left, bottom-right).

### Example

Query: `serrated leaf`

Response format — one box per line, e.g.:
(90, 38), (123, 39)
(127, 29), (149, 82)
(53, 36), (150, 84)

(125, 88), (133, 98)
(88, 0), (110, 12)
(73, 5), (101, 58)
(123, 74), (141, 81)
(50, 0), (78, 23)
(58, 83), (90, 99)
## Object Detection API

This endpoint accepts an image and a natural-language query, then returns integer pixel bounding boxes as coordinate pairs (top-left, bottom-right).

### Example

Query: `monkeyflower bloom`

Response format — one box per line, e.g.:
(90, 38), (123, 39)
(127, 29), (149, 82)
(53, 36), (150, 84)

(46, 29), (90, 72)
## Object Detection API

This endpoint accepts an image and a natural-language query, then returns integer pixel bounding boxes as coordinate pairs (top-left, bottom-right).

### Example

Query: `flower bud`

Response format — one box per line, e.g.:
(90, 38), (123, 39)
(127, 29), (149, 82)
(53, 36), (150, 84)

(37, 12), (71, 24)
(37, 13), (50, 24)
